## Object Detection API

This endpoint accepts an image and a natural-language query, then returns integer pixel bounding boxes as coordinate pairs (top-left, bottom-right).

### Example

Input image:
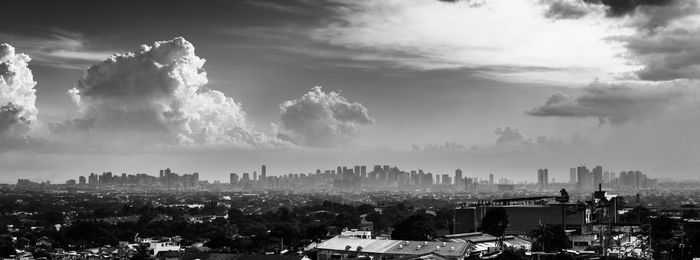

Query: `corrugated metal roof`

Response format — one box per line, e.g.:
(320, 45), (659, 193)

(316, 237), (468, 257)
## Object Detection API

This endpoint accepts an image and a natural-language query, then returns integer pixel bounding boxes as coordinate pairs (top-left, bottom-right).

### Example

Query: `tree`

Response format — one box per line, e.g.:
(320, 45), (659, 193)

(681, 204), (699, 220)
(530, 225), (571, 252)
(479, 208), (509, 237)
(131, 243), (152, 260)
(0, 234), (14, 258)
(390, 214), (436, 241)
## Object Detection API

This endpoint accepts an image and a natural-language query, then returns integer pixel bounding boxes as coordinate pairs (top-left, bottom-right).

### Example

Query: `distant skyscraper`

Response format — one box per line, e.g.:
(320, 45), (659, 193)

(230, 173), (239, 184)
(569, 168), (576, 184)
(442, 174), (451, 185)
(261, 165), (266, 180)
(253, 171), (257, 181)
(537, 168), (548, 190)
(489, 174), (494, 186)
(454, 169), (463, 185)
(592, 166), (603, 190)
(78, 176), (86, 185)
(576, 166), (589, 190)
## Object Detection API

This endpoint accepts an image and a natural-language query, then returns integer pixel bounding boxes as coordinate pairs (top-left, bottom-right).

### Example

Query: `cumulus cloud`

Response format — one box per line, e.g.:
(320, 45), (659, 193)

(527, 81), (690, 124)
(0, 43), (38, 140)
(494, 127), (526, 145)
(277, 86), (374, 147)
(61, 37), (277, 147)
(492, 126), (564, 146)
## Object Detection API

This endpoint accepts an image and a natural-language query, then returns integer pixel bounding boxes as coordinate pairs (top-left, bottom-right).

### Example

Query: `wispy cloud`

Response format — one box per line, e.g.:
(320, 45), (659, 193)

(1, 29), (115, 70)
(302, 0), (635, 85)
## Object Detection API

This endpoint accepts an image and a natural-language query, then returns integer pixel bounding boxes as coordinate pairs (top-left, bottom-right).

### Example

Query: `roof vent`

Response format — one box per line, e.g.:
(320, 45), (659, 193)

(442, 242), (447, 247)
(398, 244), (403, 249)
(436, 246), (441, 251)
(345, 245), (351, 251)
(416, 245), (421, 250)
(356, 246), (363, 251)
(404, 241), (409, 245)
(423, 241), (428, 246)
(450, 246), (455, 252)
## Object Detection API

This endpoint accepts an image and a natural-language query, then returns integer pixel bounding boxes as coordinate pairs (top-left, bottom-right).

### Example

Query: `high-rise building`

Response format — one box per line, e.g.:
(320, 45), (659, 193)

(454, 169), (463, 186)
(489, 174), (494, 186)
(592, 166), (603, 190)
(603, 171), (610, 184)
(261, 165), (266, 181)
(230, 173), (239, 185)
(442, 174), (451, 185)
(569, 168), (576, 184)
(78, 176), (86, 185)
(242, 173), (250, 181)
(253, 171), (258, 181)
(576, 166), (589, 190)
(537, 168), (548, 190)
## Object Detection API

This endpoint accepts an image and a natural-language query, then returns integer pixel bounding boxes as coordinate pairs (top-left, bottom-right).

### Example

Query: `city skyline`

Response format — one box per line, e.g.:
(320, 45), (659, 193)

(2, 0), (700, 182)
(14, 163), (659, 189)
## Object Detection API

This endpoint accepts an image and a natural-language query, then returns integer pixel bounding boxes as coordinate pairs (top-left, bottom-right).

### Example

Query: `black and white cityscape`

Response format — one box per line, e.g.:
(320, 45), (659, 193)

(2, 0), (700, 259)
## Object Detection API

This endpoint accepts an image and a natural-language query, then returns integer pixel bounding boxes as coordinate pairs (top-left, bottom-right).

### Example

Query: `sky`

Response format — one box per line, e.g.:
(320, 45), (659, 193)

(1, 0), (700, 183)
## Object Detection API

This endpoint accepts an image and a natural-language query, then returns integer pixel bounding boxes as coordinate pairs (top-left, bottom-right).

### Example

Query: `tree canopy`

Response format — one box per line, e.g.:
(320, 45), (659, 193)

(390, 214), (437, 241)
(479, 207), (509, 237)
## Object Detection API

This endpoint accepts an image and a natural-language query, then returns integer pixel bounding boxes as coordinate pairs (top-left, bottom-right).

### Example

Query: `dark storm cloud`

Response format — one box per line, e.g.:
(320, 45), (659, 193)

(613, 25), (700, 81)
(527, 82), (685, 124)
(277, 86), (374, 147)
(583, 0), (675, 16)
(542, 0), (594, 19)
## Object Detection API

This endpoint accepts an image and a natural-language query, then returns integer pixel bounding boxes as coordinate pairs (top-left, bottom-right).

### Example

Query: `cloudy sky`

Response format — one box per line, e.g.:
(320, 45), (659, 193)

(1, 0), (699, 183)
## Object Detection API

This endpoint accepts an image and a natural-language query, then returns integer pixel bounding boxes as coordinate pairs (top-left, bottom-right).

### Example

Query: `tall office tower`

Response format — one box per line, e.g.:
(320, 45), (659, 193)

(455, 169), (463, 185)
(603, 171), (610, 184)
(592, 166), (603, 189)
(569, 168), (576, 184)
(489, 174), (494, 186)
(230, 173), (239, 185)
(576, 166), (589, 190)
(354, 166), (361, 176)
(441, 174), (450, 185)
(360, 166), (367, 178)
(261, 165), (266, 181)
(537, 168), (548, 190)
(253, 171), (258, 181)
(611, 171), (617, 184)
(242, 172), (250, 181)
(78, 176), (86, 185)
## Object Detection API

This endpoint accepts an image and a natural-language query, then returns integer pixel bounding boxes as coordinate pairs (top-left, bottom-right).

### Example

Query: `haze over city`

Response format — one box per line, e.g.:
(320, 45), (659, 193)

(2, 0), (700, 183)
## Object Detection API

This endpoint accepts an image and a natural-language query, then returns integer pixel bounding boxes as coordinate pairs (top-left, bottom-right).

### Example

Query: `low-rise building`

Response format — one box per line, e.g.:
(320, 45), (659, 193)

(315, 236), (469, 260)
